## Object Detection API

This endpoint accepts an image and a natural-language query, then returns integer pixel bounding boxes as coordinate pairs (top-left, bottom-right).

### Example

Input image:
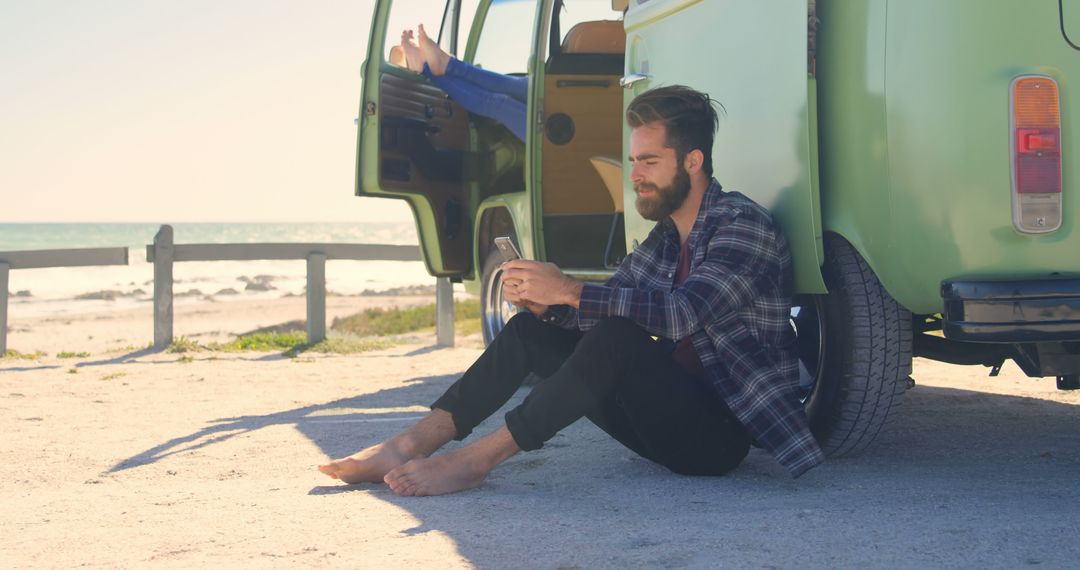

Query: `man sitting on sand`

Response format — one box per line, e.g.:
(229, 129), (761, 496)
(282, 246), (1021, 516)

(319, 85), (824, 496)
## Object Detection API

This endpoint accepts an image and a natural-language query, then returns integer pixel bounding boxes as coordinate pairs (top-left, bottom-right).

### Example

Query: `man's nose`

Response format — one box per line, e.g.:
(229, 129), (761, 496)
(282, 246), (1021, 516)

(629, 163), (644, 182)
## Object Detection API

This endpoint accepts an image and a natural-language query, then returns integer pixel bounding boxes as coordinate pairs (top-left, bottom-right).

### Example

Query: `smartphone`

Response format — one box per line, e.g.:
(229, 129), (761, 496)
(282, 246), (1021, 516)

(494, 236), (522, 262)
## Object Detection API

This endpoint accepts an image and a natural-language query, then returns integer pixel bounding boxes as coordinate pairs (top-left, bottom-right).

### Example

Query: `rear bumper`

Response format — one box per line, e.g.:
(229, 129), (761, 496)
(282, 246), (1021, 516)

(941, 279), (1080, 342)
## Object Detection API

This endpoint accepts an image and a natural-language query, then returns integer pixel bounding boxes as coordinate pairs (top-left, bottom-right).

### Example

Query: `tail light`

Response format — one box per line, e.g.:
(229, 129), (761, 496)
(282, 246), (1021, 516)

(1010, 76), (1063, 233)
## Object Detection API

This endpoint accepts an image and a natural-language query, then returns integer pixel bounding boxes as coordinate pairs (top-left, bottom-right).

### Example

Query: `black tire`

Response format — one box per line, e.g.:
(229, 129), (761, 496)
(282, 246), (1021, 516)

(800, 233), (913, 456)
(480, 249), (518, 346)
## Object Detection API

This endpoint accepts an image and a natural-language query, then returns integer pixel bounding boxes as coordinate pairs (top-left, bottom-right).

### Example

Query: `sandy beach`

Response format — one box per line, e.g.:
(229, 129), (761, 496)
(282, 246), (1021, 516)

(3, 293), (451, 356)
(3, 297), (1080, 568)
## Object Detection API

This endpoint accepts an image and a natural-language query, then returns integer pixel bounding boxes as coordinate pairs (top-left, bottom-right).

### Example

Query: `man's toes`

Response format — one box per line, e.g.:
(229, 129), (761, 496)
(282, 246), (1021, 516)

(386, 467), (420, 493)
(383, 469), (403, 490)
(317, 462), (339, 476)
(394, 479), (420, 496)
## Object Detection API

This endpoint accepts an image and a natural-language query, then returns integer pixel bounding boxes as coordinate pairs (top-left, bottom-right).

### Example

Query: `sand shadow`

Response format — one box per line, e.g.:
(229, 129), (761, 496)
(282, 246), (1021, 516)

(71, 348), (160, 368)
(108, 373), (459, 473)
(327, 383), (1080, 567)
(109, 369), (1080, 567)
(0, 363), (63, 372)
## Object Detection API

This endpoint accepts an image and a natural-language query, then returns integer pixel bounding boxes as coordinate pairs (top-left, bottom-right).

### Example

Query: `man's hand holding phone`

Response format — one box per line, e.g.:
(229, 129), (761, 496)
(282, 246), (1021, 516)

(501, 259), (583, 309)
(503, 279), (548, 316)
(494, 236), (582, 314)
(494, 237), (544, 315)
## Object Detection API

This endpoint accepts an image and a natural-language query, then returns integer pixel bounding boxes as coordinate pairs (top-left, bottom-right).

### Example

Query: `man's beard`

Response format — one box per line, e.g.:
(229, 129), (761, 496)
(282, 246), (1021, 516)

(634, 165), (692, 221)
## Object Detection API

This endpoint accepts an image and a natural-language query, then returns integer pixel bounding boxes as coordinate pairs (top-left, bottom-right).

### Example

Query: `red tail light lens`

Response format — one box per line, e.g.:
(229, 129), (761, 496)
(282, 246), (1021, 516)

(1010, 76), (1063, 233)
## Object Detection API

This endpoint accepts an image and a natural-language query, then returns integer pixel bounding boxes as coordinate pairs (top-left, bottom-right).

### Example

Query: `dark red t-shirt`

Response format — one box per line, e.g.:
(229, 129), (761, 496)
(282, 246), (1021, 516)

(671, 241), (706, 377)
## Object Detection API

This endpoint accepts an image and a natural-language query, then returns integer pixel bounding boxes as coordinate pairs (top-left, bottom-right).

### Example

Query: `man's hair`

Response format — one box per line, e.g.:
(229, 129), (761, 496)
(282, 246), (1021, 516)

(626, 85), (720, 177)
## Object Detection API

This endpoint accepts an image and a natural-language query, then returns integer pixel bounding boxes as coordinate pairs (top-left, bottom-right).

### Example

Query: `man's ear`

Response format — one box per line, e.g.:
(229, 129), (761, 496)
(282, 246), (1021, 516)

(683, 149), (705, 175)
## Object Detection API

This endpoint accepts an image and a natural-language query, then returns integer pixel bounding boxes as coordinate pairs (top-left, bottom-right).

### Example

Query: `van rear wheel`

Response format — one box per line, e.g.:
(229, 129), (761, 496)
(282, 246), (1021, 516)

(480, 250), (518, 345)
(797, 234), (913, 456)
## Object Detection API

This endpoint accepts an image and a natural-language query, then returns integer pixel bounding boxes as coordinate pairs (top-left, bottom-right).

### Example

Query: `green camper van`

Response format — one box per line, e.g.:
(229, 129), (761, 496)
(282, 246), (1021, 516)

(354, 0), (1080, 455)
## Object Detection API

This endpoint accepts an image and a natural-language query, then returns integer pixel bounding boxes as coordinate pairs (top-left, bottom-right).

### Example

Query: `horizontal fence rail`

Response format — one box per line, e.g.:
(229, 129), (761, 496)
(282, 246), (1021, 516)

(0, 247), (129, 269)
(147, 225), (452, 350)
(0, 247), (130, 353)
(145, 243), (423, 263)
(0, 228), (451, 355)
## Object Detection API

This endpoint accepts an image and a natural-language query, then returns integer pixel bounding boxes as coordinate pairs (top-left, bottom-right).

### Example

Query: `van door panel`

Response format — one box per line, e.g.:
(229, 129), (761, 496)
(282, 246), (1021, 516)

(357, 0), (471, 277)
(375, 73), (472, 273)
(541, 73), (623, 215)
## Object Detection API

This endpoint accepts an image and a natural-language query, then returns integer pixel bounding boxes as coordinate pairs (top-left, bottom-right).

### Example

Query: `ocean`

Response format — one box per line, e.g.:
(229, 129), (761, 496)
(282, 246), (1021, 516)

(0, 222), (434, 317)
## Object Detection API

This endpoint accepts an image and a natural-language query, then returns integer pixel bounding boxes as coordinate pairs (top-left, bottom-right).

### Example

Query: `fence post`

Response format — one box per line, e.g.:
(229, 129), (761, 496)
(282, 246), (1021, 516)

(436, 277), (454, 347)
(0, 262), (8, 355)
(153, 225), (174, 350)
(307, 253), (327, 344)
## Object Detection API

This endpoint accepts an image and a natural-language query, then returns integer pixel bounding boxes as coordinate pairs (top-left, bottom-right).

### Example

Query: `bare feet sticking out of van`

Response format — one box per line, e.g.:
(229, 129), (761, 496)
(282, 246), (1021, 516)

(400, 30), (425, 73)
(418, 23), (450, 76)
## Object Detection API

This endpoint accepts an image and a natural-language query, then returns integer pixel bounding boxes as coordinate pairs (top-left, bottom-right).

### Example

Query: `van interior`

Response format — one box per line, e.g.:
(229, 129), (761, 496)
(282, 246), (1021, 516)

(540, 3), (627, 270)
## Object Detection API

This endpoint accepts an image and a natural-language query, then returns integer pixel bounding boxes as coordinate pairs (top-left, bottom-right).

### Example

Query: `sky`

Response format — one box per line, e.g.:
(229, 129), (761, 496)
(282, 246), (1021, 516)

(0, 0), (419, 223)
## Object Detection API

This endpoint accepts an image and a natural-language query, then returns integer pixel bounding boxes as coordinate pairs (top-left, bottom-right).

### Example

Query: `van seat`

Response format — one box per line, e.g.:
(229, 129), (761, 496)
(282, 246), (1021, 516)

(561, 20), (625, 54)
(589, 156), (624, 213)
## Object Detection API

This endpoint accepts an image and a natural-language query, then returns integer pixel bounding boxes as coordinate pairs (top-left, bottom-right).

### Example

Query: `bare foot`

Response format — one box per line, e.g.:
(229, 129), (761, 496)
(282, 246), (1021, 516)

(318, 440), (414, 484)
(384, 449), (490, 496)
(383, 425), (520, 496)
(319, 409), (458, 485)
(399, 30), (425, 73)
(417, 23), (450, 76)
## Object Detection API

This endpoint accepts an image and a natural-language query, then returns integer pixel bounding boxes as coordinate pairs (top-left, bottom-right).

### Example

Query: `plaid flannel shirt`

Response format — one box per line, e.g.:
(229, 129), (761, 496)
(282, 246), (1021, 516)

(541, 179), (825, 477)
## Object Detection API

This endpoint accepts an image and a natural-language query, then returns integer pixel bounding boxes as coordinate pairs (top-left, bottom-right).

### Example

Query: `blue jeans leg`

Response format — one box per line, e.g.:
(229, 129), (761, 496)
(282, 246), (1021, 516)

(424, 63), (527, 141)
(443, 57), (528, 103)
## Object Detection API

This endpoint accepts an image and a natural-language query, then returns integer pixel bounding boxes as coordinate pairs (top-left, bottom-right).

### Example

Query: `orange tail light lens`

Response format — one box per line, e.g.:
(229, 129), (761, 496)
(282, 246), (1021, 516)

(1011, 76), (1063, 233)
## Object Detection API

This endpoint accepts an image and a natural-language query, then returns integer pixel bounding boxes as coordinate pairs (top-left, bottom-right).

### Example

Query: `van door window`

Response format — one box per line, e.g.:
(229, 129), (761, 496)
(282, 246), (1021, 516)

(553, 0), (623, 55)
(447, 0), (481, 55)
(472, 0), (536, 73)
(382, 0), (452, 62)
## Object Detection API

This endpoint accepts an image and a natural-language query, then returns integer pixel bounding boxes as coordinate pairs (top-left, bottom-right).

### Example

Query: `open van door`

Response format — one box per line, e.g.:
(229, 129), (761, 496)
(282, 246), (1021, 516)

(622, 0), (826, 294)
(357, 0), (473, 277)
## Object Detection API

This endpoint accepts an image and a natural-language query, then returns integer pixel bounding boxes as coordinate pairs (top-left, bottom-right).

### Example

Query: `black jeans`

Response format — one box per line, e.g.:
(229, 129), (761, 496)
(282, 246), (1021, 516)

(432, 313), (751, 475)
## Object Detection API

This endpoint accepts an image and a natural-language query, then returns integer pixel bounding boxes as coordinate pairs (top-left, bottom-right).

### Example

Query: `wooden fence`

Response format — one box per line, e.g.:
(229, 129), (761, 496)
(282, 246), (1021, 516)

(0, 247), (130, 354)
(1, 225), (455, 354)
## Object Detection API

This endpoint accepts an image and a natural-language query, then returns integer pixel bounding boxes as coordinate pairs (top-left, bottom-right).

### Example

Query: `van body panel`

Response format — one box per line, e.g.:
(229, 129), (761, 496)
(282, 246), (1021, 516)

(623, 0), (828, 294)
(1061, 0), (1080, 50)
(819, 0), (1080, 314)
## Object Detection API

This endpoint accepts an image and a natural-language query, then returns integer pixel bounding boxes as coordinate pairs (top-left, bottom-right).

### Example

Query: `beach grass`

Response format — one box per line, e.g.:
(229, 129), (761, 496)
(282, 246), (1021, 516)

(332, 299), (481, 337)
(137, 300), (482, 358)
(284, 337), (395, 358)
(215, 331), (309, 352)
(3, 350), (47, 360)
(166, 337), (206, 354)
(57, 351), (91, 358)
(156, 328), (398, 358)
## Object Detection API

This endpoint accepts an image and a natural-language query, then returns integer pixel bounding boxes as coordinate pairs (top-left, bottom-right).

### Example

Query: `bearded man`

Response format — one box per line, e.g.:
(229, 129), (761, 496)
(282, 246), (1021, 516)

(319, 85), (824, 496)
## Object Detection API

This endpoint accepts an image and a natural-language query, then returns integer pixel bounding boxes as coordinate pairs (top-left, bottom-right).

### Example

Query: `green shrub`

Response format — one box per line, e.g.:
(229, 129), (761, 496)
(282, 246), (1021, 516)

(285, 337), (395, 358)
(213, 331), (308, 353)
(2, 350), (46, 360)
(332, 299), (481, 337)
(166, 337), (205, 354)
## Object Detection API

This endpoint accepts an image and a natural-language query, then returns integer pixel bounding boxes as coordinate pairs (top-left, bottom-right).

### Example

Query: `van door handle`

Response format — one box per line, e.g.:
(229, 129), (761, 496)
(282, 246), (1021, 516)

(620, 73), (651, 89)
